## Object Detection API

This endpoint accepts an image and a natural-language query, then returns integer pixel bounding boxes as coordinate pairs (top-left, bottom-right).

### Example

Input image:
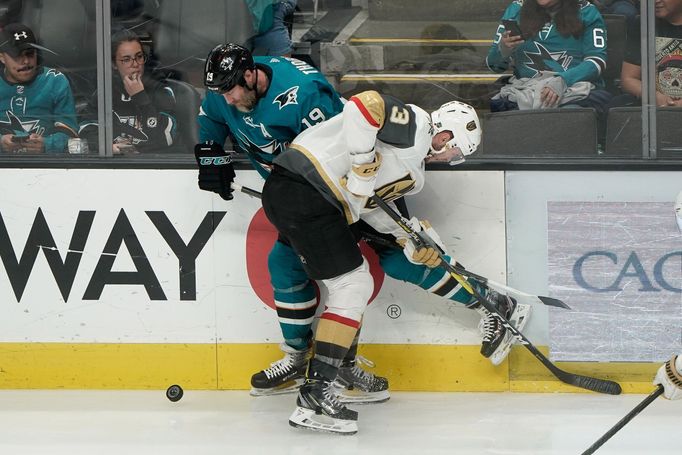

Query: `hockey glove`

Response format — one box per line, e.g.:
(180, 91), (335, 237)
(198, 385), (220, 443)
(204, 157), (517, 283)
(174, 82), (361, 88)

(341, 151), (382, 197)
(654, 354), (682, 400)
(396, 218), (446, 268)
(194, 141), (236, 201)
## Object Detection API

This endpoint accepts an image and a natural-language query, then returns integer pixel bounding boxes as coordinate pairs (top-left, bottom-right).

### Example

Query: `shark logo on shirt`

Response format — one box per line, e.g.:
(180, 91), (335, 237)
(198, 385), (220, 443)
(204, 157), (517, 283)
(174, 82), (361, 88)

(524, 42), (572, 75)
(273, 86), (299, 109)
(0, 110), (42, 136)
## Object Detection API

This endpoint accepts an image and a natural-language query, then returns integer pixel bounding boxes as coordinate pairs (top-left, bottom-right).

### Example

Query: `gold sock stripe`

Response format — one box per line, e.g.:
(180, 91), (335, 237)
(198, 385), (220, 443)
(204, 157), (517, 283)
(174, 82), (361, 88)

(315, 318), (359, 349)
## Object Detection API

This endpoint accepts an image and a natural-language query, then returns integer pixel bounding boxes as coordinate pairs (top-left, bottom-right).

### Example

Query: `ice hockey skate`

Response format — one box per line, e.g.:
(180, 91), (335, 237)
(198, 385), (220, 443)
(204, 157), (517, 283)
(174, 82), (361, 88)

(475, 289), (531, 366)
(250, 343), (309, 396)
(289, 378), (359, 435)
(333, 355), (390, 404)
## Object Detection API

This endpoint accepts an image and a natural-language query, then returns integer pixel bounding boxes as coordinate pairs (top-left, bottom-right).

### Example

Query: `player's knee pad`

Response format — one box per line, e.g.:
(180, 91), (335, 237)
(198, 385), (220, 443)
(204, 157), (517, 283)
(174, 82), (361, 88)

(321, 258), (373, 322)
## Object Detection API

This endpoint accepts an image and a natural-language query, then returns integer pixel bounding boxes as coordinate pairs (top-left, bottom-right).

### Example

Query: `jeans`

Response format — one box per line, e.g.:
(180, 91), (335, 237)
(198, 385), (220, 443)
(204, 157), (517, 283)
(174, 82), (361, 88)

(251, 1), (298, 56)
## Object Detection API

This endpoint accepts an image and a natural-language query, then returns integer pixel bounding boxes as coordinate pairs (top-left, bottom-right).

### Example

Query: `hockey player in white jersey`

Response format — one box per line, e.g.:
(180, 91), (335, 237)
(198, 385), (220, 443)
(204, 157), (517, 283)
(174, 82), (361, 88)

(654, 354), (682, 400)
(261, 91), (529, 434)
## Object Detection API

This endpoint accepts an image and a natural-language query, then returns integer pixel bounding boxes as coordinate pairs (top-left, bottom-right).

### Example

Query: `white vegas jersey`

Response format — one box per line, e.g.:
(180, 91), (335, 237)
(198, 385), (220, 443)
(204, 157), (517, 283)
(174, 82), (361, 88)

(273, 91), (432, 238)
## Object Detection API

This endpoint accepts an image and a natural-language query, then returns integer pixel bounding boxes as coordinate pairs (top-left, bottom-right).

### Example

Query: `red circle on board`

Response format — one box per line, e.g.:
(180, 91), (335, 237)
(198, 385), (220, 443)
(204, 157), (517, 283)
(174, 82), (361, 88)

(245, 208), (384, 309)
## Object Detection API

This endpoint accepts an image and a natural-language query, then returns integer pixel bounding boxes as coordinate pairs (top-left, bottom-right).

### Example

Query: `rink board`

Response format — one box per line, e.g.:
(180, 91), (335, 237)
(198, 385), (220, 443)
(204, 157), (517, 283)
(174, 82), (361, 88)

(0, 168), (664, 391)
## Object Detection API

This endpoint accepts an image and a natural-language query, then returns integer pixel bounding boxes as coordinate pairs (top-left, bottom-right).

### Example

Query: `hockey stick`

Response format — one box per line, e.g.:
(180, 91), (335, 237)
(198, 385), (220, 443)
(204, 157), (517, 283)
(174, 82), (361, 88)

(369, 193), (622, 395)
(232, 181), (570, 311)
(231, 182), (263, 199)
(581, 385), (664, 454)
(357, 230), (570, 310)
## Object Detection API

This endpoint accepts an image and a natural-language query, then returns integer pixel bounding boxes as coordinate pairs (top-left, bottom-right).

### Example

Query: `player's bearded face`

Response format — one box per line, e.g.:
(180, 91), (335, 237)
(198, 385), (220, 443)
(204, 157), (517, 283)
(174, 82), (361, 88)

(225, 85), (258, 112)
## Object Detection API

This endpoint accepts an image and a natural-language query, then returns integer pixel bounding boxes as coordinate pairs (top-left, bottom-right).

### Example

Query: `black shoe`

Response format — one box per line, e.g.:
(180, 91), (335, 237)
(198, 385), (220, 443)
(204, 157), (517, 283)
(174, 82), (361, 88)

(289, 379), (359, 434)
(475, 290), (517, 358)
(250, 343), (309, 396)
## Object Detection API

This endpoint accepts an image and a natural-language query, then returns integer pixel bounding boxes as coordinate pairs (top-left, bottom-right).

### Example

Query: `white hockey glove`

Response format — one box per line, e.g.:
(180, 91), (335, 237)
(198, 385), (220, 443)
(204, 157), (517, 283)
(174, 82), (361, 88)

(341, 151), (382, 197)
(674, 190), (682, 233)
(396, 218), (448, 268)
(653, 354), (682, 400)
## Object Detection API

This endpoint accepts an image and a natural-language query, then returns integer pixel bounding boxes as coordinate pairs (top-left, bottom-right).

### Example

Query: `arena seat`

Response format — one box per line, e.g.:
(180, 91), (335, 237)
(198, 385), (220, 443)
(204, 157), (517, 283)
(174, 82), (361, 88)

(602, 14), (628, 95)
(477, 109), (599, 157)
(605, 107), (682, 158)
(154, 0), (255, 85)
(19, 0), (96, 102)
(163, 78), (202, 149)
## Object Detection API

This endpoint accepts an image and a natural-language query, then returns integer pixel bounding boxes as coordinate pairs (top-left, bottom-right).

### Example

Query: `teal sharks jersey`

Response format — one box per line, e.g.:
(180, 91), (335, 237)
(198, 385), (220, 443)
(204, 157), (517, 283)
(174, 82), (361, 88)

(198, 56), (344, 177)
(487, 0), (607, 87)
(0, 66), (77, 153)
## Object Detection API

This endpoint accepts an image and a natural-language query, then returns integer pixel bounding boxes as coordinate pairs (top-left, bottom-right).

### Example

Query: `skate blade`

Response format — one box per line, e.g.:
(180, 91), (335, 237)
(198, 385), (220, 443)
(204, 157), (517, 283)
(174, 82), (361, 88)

(288, 406), (358, 435)
(335, 387), (390, 404)
(249, 378), (304, 397)
(490, 303), (532, 366)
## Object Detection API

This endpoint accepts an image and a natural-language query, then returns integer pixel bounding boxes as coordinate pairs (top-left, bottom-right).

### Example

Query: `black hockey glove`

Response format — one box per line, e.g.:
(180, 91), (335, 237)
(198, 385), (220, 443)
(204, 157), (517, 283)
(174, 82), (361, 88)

(194, 141), (236, 201)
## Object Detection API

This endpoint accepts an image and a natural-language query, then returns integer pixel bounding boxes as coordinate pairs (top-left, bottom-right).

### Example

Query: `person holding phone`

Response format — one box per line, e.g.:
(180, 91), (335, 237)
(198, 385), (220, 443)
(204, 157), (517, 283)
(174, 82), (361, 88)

(486, 0), (612, 113)
(0, 23), (77, 154)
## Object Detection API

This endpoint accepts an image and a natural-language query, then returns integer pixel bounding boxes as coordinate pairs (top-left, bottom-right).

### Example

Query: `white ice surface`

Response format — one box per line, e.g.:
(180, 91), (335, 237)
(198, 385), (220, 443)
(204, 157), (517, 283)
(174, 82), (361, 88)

(0, 390), (679, 454)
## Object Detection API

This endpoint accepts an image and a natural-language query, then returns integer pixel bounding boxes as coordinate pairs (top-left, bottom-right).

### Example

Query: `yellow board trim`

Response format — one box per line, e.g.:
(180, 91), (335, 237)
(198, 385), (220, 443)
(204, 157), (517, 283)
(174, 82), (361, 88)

(0, 343), (659, 393)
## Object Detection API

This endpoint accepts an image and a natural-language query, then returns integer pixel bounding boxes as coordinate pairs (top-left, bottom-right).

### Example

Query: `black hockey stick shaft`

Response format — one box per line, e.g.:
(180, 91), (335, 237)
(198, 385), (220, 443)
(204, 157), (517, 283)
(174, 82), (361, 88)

(357, 230), (571, 309)
(230, 182), (263, 199)
(230, 182), (565, 305)
(581, 385), (664, 455)
(369, 194), (621, 395)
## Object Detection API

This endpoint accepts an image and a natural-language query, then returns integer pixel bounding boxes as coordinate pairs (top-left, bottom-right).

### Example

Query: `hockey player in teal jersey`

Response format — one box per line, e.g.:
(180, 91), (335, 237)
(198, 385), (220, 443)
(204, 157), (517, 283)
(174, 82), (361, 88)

(195, 44), (530, 404)
(0, 23), (77, 154)
(198, 45), (343, 178)
(486, 0), (611, 112)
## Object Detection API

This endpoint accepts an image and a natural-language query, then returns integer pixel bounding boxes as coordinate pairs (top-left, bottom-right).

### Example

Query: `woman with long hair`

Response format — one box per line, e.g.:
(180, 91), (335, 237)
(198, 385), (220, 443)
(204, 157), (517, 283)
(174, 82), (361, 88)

(487, 0), (612, 113)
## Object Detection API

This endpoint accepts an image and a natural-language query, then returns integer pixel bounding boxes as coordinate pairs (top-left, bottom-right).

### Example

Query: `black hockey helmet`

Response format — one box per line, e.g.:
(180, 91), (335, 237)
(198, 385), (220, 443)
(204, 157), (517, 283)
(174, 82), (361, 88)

(203, 43), (255, 93)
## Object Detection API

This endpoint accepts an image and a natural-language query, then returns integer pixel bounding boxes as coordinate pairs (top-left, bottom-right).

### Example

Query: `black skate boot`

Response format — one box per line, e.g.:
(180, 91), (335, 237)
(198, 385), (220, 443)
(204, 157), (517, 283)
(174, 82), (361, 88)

(473, 289), (530, 365)
(250, 343), (309, 396)
(334, 356), (390, 404)
(289, 378), (359, 435)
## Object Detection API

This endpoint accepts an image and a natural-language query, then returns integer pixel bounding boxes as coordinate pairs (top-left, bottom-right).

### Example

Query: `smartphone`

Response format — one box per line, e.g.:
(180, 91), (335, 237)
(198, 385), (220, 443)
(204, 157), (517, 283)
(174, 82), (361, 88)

(502, 19), (524, 38)
(10, 135), (29, 144)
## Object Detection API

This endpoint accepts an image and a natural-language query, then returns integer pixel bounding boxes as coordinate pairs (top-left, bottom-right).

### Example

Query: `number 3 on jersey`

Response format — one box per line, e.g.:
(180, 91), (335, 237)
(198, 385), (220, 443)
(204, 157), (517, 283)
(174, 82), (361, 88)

(389, 106), (410, 125)
(301, 107), (326, 128)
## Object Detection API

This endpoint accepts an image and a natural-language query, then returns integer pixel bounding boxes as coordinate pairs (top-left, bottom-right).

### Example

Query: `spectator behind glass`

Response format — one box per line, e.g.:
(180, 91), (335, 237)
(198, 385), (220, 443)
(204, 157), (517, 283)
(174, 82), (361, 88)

(487, 0), (612, 114)
(591, 0), (640, 20)
(609, 0), (682, 108)
(249, 0), (297, 56)
(0, 23), (77, 154)
(80, 29), (178, 154)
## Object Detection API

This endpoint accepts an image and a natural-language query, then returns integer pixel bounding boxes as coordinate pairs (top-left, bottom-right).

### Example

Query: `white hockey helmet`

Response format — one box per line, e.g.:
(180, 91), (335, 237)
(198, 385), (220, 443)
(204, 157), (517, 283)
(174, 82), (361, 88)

(430, 101), (482, 162)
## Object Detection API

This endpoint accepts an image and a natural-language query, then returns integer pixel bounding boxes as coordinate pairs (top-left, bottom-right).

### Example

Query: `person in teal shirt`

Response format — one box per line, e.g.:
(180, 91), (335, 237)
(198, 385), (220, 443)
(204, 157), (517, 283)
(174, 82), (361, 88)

(487, 0), (612, 113)
(0, 23), (77, 154)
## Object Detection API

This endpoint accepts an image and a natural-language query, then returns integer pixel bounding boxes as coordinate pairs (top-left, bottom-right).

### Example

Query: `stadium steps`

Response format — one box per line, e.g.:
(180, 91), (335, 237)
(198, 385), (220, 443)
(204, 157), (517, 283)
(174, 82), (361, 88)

(318, 17), (504, 111)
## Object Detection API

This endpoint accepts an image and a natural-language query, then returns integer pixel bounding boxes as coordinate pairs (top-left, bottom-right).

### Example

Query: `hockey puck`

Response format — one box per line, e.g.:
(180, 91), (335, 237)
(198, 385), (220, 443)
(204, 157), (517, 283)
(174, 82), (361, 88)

(166, 384), (184, 402)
